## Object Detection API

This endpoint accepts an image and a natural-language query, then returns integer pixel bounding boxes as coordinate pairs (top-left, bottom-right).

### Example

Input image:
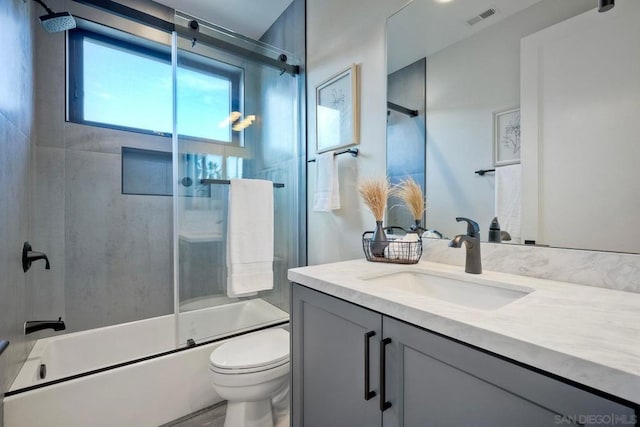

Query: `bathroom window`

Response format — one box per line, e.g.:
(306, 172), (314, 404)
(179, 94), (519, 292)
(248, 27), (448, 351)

(67, 26), (243, 144)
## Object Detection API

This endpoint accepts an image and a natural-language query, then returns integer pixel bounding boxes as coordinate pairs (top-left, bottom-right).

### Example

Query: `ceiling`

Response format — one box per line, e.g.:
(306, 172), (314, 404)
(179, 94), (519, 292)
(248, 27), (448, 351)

(387, 0), (553, 73)
(153, 0), (294, 39)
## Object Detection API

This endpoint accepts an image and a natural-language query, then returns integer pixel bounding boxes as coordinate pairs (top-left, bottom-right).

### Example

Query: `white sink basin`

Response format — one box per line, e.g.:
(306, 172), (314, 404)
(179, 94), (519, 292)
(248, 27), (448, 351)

(362, 270), (533, 310)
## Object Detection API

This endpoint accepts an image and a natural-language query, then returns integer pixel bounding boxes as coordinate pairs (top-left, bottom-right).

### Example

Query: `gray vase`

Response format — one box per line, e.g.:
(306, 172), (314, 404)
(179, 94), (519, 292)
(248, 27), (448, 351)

(370, 221), (389, 257)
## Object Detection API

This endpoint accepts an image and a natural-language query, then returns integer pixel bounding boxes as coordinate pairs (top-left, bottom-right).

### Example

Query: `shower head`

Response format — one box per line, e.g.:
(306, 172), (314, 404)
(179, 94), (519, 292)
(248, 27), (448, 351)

(598, 0), (614, 13)
(39, 12), (77, 33)
(33, 0), (77, 33)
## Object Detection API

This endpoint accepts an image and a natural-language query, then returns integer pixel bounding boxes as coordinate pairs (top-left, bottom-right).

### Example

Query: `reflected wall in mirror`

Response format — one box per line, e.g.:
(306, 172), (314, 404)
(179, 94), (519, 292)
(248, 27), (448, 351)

(387, 0), (640, 253)
(386, 58), (426, 231)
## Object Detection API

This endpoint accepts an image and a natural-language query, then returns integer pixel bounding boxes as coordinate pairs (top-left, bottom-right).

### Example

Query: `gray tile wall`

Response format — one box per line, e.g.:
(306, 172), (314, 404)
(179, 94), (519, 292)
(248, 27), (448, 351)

(64, 149), (173, 330)
(0, 0), (35, 422)
(260, 0), (305, 63)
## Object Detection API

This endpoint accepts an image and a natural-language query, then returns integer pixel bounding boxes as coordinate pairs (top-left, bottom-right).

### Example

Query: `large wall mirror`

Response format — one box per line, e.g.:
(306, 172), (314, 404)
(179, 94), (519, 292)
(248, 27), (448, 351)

(386, 0), (640, 253)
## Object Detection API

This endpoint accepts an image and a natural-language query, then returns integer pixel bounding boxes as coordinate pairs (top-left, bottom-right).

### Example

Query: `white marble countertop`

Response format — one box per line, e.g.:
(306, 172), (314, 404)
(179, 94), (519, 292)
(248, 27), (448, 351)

(288, 259), (640, 405)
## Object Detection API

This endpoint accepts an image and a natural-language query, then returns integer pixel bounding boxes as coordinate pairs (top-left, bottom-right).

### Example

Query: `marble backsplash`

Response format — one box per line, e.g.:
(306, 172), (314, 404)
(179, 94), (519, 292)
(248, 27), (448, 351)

(422, 239), (640, 294)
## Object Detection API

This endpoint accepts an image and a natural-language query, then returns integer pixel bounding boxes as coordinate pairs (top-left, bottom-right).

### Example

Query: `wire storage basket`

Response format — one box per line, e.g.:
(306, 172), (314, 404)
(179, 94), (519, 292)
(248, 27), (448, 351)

(362, 231), (423, 264)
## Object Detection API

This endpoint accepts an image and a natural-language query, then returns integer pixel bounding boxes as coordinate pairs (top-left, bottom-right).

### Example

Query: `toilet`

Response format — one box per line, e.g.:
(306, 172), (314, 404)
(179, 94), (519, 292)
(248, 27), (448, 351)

(209, 328), (290, 427)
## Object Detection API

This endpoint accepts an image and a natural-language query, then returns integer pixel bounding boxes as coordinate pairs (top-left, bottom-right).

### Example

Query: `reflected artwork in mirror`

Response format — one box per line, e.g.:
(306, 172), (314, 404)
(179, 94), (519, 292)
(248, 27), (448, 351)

(386, 0), (640, 253)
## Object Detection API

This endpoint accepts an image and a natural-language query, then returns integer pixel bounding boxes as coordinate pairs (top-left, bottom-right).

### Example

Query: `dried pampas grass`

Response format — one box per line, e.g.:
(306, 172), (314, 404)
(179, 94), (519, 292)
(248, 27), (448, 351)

(396, 177), (425, 220)
(358, 177), (391, 221)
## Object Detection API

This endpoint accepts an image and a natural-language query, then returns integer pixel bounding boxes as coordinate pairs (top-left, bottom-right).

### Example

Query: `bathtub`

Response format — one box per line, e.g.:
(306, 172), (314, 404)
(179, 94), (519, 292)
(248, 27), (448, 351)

(4, 298), (288, 427)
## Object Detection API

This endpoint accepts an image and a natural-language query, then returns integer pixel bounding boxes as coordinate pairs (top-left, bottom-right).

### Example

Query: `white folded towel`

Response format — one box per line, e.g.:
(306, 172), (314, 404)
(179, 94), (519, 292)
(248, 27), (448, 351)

(312, 151), (340, 212)
(495, 164), (522, 243)
(384, 233), (420, 260)
(384, 241), (402, 260)
(226, 179), (274, 297)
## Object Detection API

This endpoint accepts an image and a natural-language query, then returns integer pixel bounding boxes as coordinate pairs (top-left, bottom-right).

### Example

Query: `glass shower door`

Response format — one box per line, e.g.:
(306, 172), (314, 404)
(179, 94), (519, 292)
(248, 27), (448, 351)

(171, 14), (301, 347)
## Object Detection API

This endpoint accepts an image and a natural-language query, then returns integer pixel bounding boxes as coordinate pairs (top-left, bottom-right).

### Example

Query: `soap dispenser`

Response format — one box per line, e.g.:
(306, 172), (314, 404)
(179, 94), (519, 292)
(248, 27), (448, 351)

(488, 217), (502, 243)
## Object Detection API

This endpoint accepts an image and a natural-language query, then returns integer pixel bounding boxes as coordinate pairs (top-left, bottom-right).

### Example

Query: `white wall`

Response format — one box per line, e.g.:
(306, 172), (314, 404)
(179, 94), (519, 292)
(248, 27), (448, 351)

(306, 0), (408, 265)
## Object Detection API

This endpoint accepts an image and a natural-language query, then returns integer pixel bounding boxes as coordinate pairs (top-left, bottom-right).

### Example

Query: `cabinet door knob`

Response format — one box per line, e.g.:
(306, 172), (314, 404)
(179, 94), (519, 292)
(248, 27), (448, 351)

(364, 331), (377, 401)
(380, 337), (392, 412)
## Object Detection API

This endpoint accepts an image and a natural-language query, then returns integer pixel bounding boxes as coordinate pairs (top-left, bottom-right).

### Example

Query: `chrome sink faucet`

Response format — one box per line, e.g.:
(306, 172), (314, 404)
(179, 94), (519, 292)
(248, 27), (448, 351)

(448, 217), (482, 274)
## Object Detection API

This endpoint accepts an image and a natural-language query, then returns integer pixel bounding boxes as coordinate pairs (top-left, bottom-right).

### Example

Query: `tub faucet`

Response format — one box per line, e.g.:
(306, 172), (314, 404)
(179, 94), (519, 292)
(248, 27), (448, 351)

(448, 217), (482, 274)
(22, 241), (50, 272)
(25, 317), (66, 335)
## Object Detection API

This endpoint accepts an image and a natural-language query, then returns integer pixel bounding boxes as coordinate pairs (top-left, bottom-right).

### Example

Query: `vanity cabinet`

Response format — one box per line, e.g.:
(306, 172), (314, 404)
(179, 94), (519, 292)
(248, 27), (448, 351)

(291, 283), (636, 427)
(291, 283), (381, 426)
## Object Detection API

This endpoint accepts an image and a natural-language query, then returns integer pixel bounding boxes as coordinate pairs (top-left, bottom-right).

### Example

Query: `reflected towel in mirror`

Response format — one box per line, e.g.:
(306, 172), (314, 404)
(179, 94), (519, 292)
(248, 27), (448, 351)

(495, 164), (522, 244)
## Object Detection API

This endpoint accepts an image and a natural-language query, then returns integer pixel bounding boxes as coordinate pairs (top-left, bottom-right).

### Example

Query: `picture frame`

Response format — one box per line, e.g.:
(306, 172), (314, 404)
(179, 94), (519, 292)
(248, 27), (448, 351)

(315, 64), (359, 153)
(493, 107), (521, 166)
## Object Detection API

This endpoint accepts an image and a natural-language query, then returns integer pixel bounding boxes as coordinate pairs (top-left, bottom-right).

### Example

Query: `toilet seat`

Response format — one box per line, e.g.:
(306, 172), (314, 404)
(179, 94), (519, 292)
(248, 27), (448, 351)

(210, 360), (290, 388)
(209, 328), (290, 375)
(210, 358), (289, 374)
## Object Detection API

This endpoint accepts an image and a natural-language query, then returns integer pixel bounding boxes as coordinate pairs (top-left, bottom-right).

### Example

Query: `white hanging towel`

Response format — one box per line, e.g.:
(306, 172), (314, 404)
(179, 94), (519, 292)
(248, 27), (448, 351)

(312, 151), (341, 211)
(226, 179), (274, 297)
(495, 164), (522, 243)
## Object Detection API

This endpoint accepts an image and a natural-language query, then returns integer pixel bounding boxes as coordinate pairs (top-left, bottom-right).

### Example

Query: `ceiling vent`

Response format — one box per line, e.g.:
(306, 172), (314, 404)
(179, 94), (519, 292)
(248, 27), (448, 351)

(466, 8), (497, 26)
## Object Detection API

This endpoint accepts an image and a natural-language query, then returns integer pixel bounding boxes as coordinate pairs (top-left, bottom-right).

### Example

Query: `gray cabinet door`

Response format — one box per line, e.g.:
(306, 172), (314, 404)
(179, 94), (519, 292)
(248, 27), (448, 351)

(382, 316), (636, 427)
(291, 284), (382, 427)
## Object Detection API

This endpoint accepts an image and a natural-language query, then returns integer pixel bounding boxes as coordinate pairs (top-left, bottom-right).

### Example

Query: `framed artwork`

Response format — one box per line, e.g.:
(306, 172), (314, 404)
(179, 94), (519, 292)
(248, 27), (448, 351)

(494, 107), (521, 166)
(316, 64), (359, 153)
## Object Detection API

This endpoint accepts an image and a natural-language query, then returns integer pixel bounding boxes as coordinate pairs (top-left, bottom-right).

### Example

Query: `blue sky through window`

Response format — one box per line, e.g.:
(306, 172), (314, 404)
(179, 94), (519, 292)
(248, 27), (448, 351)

(177, 67), (231, 141)
(82, 38), (233, 142)
(83, 39), (172, 134)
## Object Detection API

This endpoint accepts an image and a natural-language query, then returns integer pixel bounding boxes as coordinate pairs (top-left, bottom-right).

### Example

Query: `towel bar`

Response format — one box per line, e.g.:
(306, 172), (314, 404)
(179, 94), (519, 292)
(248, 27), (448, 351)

(200, 179), (285, 188)
(308, 148), (359, 163)
(475, 169), (495, 176)
(387, 102), (419, 117)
